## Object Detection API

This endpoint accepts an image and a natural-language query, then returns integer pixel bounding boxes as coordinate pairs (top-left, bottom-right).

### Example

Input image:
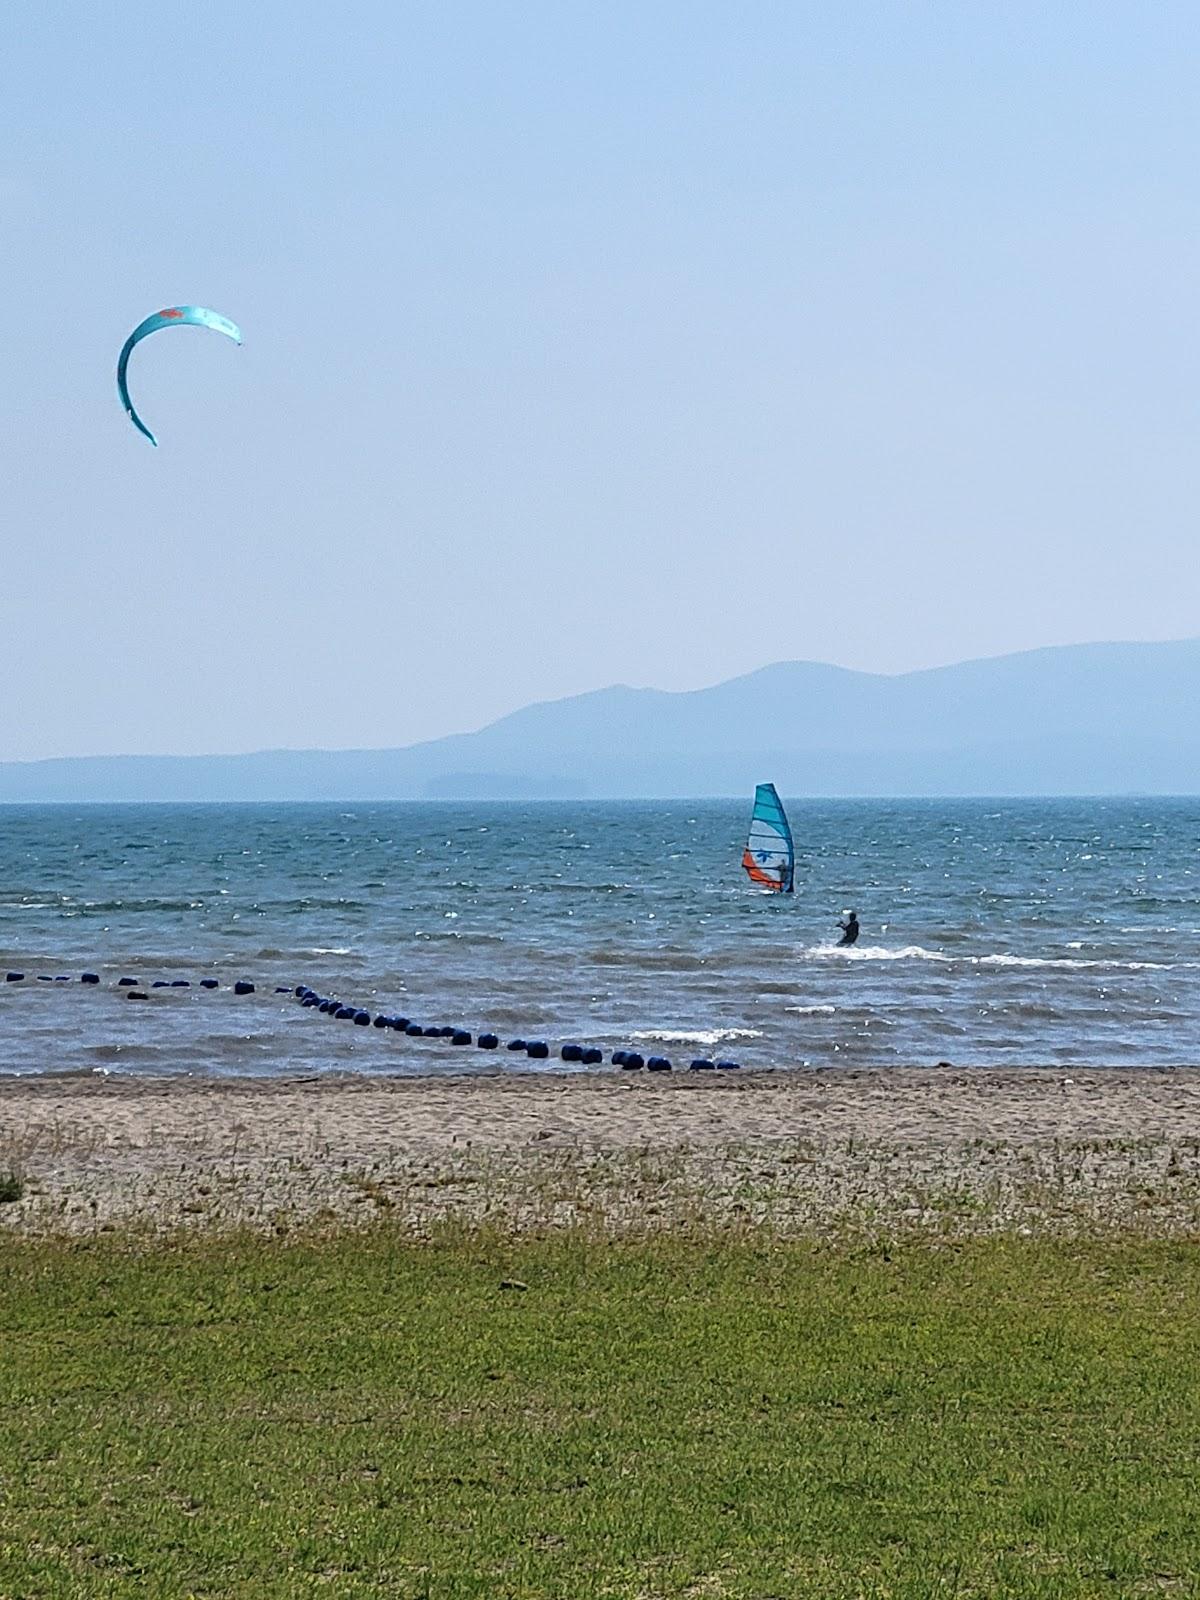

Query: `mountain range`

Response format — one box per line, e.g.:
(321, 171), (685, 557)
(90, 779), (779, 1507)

(3, 639), (1199, 802)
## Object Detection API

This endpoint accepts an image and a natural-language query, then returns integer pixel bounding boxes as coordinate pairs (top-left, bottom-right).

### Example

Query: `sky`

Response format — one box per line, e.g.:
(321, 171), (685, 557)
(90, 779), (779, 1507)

(3, 1), (1200, 761)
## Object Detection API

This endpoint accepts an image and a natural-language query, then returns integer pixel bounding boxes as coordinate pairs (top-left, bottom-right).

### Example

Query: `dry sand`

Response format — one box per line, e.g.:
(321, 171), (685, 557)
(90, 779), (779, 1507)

(4, 1067), (1200, 1238)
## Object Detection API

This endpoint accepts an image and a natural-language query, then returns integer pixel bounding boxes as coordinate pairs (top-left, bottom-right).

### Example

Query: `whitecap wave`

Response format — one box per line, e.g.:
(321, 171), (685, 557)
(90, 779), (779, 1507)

(976, 953), (1171, 971)
(785, 1004), (837, 1015)
(807, 943), (1180, 972)
(629, 1027), (763, 1047)
(809, 943), (952, 963)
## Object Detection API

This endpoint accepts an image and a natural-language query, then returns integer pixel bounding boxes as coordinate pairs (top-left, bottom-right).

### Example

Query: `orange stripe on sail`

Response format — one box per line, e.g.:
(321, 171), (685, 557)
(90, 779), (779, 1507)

(742, 848), (782, 890)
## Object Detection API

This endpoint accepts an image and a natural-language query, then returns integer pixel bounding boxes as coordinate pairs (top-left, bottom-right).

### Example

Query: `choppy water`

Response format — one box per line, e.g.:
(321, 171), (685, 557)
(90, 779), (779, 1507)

(1, 799), (1198, 1077)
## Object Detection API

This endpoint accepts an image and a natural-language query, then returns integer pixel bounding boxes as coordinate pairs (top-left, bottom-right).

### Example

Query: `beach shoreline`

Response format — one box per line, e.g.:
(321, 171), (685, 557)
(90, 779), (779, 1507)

(3, 1064), (1200, 1239)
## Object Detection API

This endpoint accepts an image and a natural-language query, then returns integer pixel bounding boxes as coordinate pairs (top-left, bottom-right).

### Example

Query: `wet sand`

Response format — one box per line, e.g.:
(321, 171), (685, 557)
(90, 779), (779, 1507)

(3, 1067), (1200, 1237)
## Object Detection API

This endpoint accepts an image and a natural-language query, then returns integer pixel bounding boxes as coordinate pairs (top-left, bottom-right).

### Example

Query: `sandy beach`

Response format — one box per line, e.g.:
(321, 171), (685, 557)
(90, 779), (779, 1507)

(2, 1066), (1200, 1238)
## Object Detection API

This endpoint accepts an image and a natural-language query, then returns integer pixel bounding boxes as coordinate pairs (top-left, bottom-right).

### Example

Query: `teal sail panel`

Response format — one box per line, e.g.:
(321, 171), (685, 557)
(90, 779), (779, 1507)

(742, 782), (794, 893)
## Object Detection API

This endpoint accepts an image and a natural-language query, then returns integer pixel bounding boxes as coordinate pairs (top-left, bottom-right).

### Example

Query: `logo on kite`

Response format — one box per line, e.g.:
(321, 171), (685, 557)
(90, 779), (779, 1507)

(117, 306), (242, 447)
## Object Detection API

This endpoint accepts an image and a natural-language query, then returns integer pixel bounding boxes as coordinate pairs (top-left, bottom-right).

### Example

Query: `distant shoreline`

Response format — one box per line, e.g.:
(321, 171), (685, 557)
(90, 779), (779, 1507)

(3, 793), (1200, 804)
(4, 639), (1200, 801)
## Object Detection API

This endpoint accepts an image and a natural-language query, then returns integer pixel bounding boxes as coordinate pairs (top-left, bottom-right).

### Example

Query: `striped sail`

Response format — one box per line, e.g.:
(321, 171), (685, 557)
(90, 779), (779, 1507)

(742, 782), (794, 893)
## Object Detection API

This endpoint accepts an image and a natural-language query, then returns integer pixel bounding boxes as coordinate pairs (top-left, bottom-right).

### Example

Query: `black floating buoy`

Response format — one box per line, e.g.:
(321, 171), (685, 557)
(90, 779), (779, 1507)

(200, 978), (218, 990)
(37, 975), (53, 983)
(526, 1041), (549, 1059)
(690, 1058), (716, 1071)
(581, 1047), (603, 1065)
(274, 986), (291, 995)
(171, 980), (190, 988)
(152, 981), (170, 988)
(303, 995), (321, 1007)
(54, 975), (70, 982)
(507, 1038), (527, 1052)
(391, 1016), (410, 1031)
(560, 1043), (583, 1062)
(451, 1029), (472, 1045)
(118, 977), (138, 987)
(612, 1050), (627, 1065)
(234, 981), (255, 996)
(318, 1000), (333, 1013)
(126, 989), (148, 1001)
(477, 1032), (499, 1049)
(405, 1022), (424, 1036)
(353, 1011), (371, 1026)
(716, 1059), (741, 1071)
(647, 1055), (671, 1072)
(372, 1015), (390, 1029)
(336, 1006), (356, 1020)
(294, 985), (307, 998)
(81, 973), (100, 985)
(5, 972), (24, 983)
(622, 1052), (644, 1070)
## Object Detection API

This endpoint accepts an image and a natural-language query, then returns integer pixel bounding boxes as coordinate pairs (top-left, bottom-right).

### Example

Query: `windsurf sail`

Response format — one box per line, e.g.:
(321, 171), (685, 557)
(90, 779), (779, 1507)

(742, 782), (795, 893)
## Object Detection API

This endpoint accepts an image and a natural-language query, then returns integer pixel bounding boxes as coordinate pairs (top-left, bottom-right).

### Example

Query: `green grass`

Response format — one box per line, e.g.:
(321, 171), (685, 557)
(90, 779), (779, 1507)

(2, 1229), (1200, 1597)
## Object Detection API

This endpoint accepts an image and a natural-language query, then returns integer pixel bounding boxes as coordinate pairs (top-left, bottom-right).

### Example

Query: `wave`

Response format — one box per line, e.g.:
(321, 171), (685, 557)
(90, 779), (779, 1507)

(506, 882), (636, 895)
(70, 899), (210, 914)
(810, 943), (953, 963)
(807, 943), (1189, 973)
(629, 1027), (762, 1047)
(587, 950), (716, 972)
(785, 1004), (837, 1015)
(89, 1043), (167, 1062)
(975, 953), (1171, 971)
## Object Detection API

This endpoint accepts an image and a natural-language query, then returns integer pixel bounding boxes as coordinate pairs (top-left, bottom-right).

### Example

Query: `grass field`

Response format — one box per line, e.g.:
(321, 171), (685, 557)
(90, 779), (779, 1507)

(2, 1228), (1199, 1597)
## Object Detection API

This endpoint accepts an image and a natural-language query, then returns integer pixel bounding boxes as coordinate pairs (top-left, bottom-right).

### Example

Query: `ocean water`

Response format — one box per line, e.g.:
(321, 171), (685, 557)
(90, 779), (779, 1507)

(1, 799), (1198, 1077)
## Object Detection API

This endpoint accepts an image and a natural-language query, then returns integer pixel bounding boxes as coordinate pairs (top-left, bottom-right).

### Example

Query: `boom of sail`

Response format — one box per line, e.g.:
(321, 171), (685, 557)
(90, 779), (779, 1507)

(742, 782), (795, 893)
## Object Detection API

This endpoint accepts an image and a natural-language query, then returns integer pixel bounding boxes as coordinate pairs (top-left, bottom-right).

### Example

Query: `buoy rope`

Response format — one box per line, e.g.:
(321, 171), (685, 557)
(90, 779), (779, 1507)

(2, 970), (743, 1071)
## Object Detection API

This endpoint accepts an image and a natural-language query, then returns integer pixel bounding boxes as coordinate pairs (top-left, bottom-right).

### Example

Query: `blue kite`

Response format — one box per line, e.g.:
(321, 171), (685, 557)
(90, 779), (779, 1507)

(117, 306), (242, 446)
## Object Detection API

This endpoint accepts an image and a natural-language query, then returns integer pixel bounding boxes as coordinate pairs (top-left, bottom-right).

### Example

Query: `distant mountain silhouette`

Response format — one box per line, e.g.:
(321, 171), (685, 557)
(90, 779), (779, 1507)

(4, 639), (1200, 801)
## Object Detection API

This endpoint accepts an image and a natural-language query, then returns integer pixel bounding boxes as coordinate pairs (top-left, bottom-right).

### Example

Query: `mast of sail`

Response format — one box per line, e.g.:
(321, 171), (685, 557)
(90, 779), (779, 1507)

(742, 782), (795, 893)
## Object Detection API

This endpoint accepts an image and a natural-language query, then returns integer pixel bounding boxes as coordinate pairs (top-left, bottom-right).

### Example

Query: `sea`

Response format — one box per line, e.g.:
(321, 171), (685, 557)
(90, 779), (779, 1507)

(1, 799), (1198, 1078)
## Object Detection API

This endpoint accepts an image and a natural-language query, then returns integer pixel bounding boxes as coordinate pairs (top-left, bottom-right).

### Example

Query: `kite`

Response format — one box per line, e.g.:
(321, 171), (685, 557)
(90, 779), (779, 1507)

(117, 306), (242, 446)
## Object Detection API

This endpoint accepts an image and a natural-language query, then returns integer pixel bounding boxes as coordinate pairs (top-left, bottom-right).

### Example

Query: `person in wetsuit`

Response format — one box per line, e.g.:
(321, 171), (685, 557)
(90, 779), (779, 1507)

(837, 910), (860, 946)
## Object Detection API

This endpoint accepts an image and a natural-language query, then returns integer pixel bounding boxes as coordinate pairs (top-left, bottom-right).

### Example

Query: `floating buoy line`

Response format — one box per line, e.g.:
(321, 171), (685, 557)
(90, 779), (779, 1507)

(2, 970), (742, 1072)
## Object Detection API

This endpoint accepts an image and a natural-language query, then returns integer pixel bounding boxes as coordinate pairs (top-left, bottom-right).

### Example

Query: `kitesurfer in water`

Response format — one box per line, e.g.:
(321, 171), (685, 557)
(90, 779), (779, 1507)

(837, 911), (860, 947)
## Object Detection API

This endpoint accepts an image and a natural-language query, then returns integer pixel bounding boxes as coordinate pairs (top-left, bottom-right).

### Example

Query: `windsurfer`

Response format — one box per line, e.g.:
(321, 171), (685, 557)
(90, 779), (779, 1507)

(837, 911), (860, 946)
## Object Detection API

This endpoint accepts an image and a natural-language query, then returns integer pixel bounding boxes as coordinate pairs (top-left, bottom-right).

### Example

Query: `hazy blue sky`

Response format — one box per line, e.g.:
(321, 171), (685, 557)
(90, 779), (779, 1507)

(4, 2), (1199, 760)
